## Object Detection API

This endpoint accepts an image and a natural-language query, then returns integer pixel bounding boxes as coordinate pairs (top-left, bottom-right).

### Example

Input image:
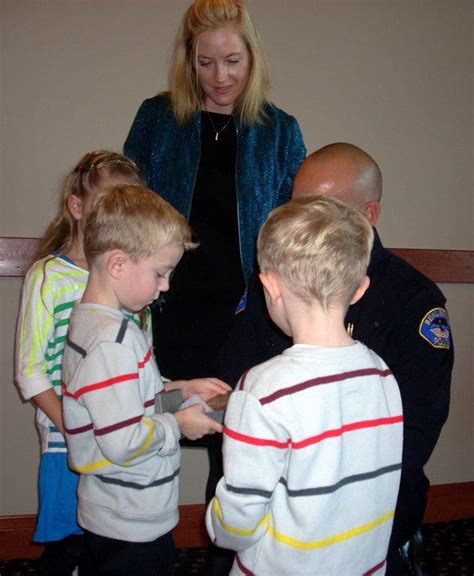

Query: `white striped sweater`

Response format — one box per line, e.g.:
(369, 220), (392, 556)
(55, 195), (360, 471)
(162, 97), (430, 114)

(62, 303), (180, 542)
(206, 342), (403, 575)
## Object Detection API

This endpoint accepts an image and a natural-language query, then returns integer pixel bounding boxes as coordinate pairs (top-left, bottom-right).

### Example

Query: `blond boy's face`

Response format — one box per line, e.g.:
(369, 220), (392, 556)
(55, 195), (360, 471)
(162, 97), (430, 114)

(118, 244), (184, 313)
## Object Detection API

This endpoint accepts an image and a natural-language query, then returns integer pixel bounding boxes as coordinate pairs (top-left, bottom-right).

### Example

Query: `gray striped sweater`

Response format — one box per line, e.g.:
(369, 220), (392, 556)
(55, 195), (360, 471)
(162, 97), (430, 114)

(63, 303), (181, 542)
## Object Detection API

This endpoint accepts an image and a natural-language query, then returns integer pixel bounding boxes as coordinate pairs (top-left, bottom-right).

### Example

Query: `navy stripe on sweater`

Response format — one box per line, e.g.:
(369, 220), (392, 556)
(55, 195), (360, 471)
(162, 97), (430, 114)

(97, 467), (180, 490)
(225, 462), (401, 499)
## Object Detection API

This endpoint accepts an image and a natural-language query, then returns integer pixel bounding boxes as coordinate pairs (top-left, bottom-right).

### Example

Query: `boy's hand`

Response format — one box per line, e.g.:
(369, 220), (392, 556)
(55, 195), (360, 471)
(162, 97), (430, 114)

(175, 404), (223, 440)
(169, 377), (231, 401)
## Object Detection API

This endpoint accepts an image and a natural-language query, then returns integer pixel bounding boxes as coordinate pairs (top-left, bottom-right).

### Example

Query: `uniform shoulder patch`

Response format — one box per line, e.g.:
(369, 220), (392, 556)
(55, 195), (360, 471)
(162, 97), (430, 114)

(419, 307), (451, 349)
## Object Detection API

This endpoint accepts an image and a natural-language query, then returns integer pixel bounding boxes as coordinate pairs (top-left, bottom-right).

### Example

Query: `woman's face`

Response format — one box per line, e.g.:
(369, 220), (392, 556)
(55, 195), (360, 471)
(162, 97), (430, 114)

(196, 23), (251, 114)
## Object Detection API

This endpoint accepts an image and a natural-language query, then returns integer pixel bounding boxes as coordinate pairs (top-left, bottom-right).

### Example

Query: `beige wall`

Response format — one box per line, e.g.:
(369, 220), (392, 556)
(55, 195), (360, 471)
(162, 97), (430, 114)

(1, 0), (472, 515)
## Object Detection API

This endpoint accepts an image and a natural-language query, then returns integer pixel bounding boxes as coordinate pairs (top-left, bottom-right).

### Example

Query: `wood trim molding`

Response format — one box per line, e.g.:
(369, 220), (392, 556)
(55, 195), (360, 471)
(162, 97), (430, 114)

(390, 247), (473, 284)
(0, 483), (472, 560)
(423, 481), (474, 524)
(0, 514), (42, 561)
(0, 503), (209, 561)
(0, 237), (40, 277)
(0, 237), (473, 283)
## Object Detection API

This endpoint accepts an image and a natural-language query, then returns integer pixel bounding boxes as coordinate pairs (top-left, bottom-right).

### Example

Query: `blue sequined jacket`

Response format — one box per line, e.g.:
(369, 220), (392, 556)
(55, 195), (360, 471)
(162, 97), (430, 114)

(124, 94), (306, 281)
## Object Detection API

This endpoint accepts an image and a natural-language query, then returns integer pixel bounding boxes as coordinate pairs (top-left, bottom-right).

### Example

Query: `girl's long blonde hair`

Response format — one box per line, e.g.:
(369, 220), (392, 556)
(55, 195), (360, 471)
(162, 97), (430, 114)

(36, 151), (144, 262)
(169, 0), (270, 125)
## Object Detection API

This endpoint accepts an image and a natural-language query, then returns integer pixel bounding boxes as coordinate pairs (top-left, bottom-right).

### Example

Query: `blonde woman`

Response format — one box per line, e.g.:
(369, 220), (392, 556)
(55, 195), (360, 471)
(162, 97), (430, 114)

(124, 0), (305, 412)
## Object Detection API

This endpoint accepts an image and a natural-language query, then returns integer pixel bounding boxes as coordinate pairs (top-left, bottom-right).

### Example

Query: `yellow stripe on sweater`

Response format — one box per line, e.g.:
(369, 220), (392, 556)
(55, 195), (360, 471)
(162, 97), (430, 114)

(73, 457), (112, 474)
(269, 510), (395, 550)
(214, 495), (394, 550)
(124, 417), (155, 466)
(73, 418), (156, 472)
(213, 497), (271, 537)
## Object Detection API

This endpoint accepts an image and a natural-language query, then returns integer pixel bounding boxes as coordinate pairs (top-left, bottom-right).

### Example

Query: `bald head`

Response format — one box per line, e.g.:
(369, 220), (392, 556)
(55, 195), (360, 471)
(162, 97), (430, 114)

(293, 143), (383, 225)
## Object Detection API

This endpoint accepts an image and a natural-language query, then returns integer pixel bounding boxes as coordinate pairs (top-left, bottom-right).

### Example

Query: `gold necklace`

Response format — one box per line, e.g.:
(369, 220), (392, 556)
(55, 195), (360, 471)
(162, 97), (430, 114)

(206, 111), (233, 142)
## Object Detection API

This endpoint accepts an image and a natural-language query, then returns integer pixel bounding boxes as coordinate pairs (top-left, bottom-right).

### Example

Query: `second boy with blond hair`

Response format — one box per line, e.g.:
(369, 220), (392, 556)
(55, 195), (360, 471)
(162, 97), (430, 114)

(206, 196), (403, 575)
(62, 184), (230, 575)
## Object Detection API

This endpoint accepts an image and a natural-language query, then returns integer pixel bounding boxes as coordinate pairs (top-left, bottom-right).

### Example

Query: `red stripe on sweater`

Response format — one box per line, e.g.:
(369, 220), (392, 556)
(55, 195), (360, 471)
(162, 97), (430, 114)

(94, 414), (144, 436)
(292, 415), (404, 449)
(260, 368), (392, 405)
(237, 370), (250, 392)
(235, 555), (254, 575)
(65, 422), (94, 435)
(363, 558), (386, 575)
(66, 372), (139, 399)
(144, 398), (155, 409)
(62, 351), (152, 399)
(224, 415), (403, 450)
(138, 349), (152, 368)
(224, 425), (290, 448)
(62, 384), (75, 398)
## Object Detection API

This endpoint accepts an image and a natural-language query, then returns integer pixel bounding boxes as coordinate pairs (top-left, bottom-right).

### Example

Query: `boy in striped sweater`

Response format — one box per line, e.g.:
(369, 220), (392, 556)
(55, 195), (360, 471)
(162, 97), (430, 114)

(62, 185), (229, 575)
(206, 196), (403, 575)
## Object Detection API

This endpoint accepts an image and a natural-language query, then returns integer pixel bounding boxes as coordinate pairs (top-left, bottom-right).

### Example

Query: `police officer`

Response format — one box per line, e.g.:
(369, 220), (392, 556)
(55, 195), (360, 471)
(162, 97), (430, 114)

(216, 142), (453, 575)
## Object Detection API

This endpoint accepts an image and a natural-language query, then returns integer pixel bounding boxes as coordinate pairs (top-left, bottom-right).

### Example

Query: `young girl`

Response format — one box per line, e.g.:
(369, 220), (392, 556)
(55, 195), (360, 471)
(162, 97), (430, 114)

(15, 150), (145, 576)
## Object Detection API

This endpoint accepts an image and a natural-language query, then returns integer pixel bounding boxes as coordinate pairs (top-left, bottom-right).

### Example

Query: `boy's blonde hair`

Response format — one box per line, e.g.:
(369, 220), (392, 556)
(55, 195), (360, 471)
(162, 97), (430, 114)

(84, 185), (197, 265)
(257, 196), (374, 311)
(36, 150), (144, 261)
(169, 0), (270, 125)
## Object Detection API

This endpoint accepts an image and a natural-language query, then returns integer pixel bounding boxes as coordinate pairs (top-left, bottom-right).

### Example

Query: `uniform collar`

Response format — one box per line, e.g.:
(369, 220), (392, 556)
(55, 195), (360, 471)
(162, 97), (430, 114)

(368, 228), (386, 275)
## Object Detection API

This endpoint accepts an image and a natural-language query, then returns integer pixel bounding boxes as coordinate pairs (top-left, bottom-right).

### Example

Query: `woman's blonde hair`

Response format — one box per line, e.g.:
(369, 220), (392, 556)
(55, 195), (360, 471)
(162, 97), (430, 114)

(257, 196), (374, 311)
(84, 185), (197, 265)
(169, 0), (270, 125)
(36, 151), (144, 261)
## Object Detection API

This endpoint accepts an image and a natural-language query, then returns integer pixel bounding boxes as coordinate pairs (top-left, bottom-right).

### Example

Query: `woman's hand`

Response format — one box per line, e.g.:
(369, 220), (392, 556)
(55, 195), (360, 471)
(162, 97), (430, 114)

(167, 377), (231, 401)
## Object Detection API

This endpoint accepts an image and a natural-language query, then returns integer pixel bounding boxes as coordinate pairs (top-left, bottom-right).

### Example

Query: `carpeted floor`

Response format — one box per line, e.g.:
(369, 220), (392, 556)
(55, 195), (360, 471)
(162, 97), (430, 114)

(0, 518), (472, 575)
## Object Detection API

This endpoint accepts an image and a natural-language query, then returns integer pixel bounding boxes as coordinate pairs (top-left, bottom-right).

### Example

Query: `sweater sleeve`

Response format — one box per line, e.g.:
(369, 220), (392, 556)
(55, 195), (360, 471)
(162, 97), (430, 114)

(67, 340), (180, 466)
(15, 263), (55, 400)
(206, 390), (288, 551)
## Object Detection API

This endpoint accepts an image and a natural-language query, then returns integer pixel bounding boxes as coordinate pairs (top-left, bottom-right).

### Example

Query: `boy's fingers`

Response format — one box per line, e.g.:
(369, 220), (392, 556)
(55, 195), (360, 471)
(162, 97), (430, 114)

(206, 416), (223, 434)
(204, 377), (232, 391)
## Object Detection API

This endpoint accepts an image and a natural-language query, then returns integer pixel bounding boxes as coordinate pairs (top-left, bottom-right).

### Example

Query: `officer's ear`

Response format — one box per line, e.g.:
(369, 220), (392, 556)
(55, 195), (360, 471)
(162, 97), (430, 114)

(363, 201), (381, 226)
(350, 275), (370, 305)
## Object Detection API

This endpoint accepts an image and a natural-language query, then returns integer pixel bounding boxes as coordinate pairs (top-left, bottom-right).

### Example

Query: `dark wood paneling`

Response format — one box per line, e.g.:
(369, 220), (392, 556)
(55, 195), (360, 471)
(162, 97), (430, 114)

(391, 248), (473, 284)
(0, 237), (40, 277)
(0, 504), (209, 561)
(1, 236), (473, 283)
(0, 515), (43, 561)
(423, 481), (474, 524)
